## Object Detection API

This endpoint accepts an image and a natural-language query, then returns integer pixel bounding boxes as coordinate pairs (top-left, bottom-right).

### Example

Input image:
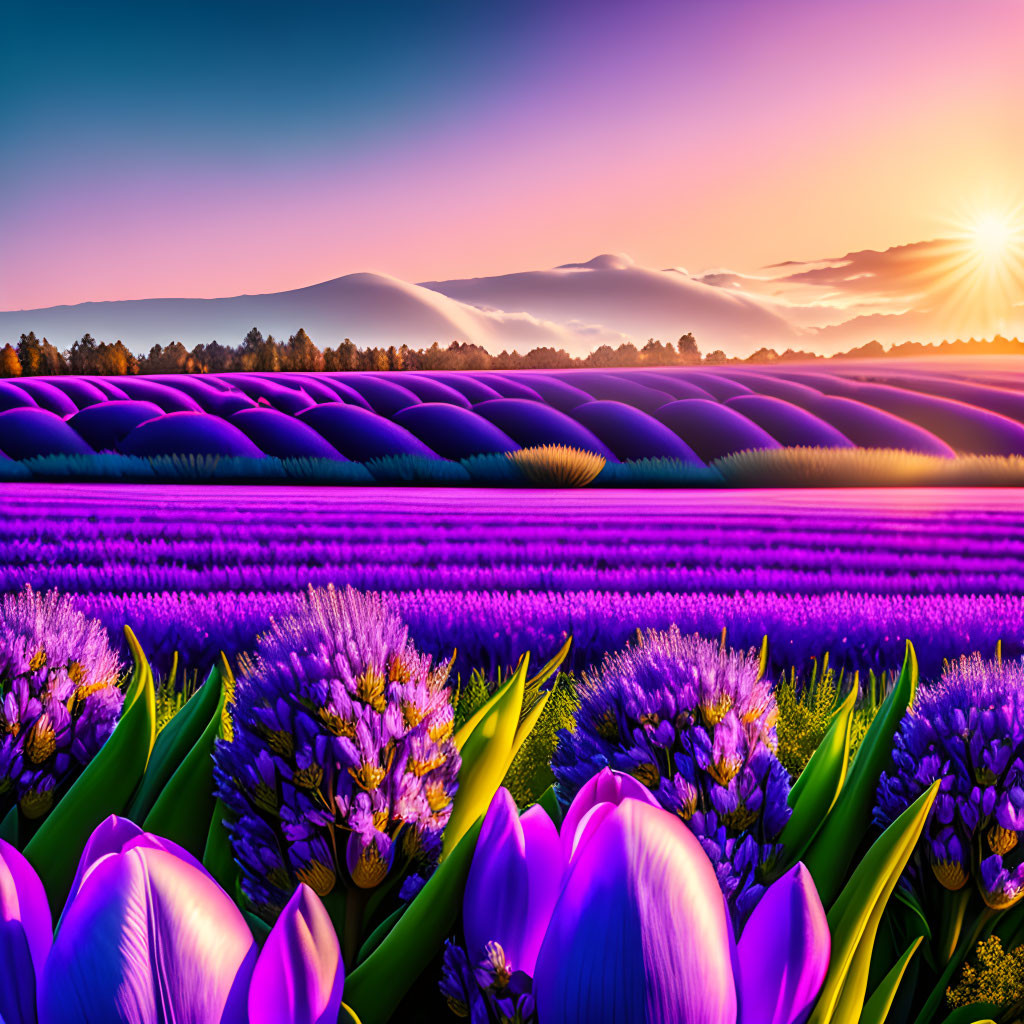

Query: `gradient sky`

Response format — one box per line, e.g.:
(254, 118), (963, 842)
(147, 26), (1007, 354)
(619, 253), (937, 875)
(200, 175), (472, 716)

(3, 0), (1023, 313)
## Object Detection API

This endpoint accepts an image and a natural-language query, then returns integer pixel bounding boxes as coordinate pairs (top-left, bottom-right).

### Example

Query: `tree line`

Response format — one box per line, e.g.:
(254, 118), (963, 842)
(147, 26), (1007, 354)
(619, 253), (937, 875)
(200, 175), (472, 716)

(2, 328), (1022, 378)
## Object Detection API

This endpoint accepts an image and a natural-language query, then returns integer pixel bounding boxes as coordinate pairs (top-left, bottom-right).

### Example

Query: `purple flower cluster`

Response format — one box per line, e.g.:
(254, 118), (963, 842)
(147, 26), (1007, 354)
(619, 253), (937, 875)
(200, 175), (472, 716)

(876, 654), (1024, 909)
(0, 587), (123, 820)
(439, 940), (537, 1024)
(551, 627), (791, 923)
(213, 585), (460, 918)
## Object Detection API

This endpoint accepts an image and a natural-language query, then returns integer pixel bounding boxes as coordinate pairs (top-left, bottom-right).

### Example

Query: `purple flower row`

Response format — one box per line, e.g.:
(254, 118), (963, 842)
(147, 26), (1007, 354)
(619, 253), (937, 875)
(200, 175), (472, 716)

(69, 588), (1022, 682)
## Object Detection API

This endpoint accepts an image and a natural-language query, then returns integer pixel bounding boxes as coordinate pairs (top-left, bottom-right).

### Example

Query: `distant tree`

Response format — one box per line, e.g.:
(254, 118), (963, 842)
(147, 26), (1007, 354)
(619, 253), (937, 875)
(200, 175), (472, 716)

(69, 333), (99, 374)
(703, 349), (728, 365)
(191, 339), (236, 373)
(583, 344), (616, 368)
(0, 344), (21, 377)
(38, 338), (66, 374)
(282, 328), (323, 372)
(140, 341), (194, 373)
(745, 347), (780, 363)
(17, 332), (42, 375)
(676, 333), (700, 364)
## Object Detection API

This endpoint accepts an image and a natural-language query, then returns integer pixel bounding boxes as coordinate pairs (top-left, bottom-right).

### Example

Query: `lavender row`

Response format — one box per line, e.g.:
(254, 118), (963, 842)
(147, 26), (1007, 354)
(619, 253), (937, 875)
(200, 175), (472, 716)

(7, 530), (1022, 578)
(72, 588), (1022, 682)
(9, 559), (1024, 596)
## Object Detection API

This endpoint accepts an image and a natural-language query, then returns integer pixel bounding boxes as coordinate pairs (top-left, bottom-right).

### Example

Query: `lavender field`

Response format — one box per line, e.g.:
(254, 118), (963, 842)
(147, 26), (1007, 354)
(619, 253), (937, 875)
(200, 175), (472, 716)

(5, 482), (1021, 680)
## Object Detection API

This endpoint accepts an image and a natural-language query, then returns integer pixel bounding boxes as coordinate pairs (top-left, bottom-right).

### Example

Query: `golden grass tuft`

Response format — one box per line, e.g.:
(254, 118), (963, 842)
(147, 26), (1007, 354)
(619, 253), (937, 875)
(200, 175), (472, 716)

(507, 445), (606, 487)
(713, 447), (1024, 487)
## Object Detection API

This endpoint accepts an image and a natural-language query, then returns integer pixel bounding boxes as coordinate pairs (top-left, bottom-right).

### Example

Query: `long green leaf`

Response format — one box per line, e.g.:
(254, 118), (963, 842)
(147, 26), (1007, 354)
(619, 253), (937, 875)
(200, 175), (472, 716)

(453, 653), (527, 750)
(804, 641), (918, 906)
(780, 683), (856, 865)
(525, 635), (572, 694)
(443, 658), (526, 857)
(25, 626), (157, 913)
(935, 1009), (999, 1024)
(807, 780), (937, 1024)
(128, 661), (221, 821)
(859, 936), (922, 1024)
(345, 818), (483, 1024)
(142, 661), (229, 857)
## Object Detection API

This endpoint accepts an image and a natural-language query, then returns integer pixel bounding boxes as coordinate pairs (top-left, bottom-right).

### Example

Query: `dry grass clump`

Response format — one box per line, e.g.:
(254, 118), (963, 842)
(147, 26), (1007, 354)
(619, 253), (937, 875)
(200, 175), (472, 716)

(506, 445), (606, 487)
(713, 447), (1024, 487)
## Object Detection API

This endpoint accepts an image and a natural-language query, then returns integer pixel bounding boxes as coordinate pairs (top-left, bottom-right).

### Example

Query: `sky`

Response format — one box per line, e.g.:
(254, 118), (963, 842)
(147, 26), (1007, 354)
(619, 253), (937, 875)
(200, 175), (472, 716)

(2, 0), (1023, 350)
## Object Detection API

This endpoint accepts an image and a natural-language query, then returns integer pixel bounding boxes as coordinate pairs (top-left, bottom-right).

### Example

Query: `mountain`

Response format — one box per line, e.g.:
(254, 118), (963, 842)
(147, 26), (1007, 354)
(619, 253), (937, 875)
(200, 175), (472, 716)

(0, 271), (635, 355)
(0, 255), (806, 356)
(421, 253), (804, 353)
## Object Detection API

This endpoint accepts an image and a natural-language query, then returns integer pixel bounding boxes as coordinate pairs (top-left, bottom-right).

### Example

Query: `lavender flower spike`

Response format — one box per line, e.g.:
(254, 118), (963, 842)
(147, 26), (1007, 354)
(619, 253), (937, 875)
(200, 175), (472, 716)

(876, 654), (1024, 911)
(214, 585), (460, 927)
(0, 587), (123, 821)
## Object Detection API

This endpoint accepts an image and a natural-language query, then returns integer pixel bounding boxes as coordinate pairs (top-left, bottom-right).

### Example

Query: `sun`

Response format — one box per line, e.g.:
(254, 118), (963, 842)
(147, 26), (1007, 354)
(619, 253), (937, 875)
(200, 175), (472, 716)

(969, 213), (1020, 265)
(922, 201), (1024, 333)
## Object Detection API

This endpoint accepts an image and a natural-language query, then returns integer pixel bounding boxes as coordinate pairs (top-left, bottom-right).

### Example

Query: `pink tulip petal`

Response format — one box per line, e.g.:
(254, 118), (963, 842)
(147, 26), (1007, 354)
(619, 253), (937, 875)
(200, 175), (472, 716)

(737, 863), (830, 1024)
(535, 798), (736, 1024)
(518, 803), (564, 975)
(1, 837), (52, 1024)
(40, 846), (255, 1024)
(248, 883), (344, 1024)
(463, 788), (531, 968)
(62, 815), (144, 920)
(559, 767), (661, 863)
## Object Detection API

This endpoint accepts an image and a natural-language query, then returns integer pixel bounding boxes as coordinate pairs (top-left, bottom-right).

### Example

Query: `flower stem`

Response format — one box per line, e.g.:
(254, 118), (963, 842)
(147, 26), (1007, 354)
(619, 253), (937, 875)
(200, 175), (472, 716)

(344, 888), (368, 969)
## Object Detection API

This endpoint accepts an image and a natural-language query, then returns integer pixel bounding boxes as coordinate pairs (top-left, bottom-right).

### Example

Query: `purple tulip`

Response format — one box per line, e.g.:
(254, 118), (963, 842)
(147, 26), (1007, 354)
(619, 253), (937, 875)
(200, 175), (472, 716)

(736, 863), (830, 1024)
(0, 837), (52, 1024)
(249, 883), (345, 1024)
(38, 819), (257, 1024)
(463, 789), (564, 978)
(534, 798), (738, 1023)
(533, 786), (830, 1024)
(559, 766), (662, 864)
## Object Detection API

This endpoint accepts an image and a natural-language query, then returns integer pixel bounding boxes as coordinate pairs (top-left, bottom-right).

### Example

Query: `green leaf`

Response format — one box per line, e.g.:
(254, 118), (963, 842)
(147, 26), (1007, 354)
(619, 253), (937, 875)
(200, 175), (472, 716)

(935, 1008), (999, 1024)
(202, 797), (237, 895)
(356, 903), (406, 966)
(345, 818), (483, 1024)
(780, 683), (856, 865)
(504, 688), (551, 775)
(128, 661), (222, 822)
(525, 636), (572, 694)
(453, 653), (526, 751)
(804, 641), (918, 907)
(758, 635), (769, 680)
(858, 935), (922, 1024)
(443, 658), (526, 857)
(807, 780), (938, 1024)
(25, 626), (157, 913)
(142, 660), (230, 857)
(340, 1004), (364, 1024)
(537, 784), (563, 828)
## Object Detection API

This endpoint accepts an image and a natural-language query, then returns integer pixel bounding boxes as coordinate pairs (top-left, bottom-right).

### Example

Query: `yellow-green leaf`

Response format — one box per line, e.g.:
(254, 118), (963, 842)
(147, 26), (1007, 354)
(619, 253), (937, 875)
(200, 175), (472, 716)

(444, 659), (526, 856)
